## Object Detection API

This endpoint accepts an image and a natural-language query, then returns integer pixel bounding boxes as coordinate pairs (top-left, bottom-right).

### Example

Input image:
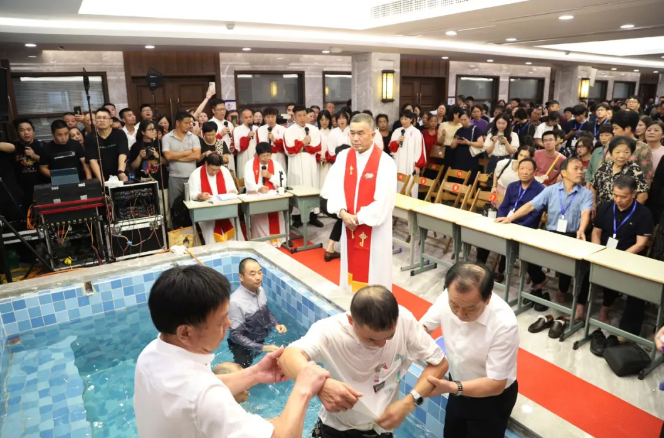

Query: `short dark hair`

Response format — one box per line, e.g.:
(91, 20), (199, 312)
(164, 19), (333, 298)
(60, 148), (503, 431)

(465, 96), (475, 102)
(444, 262), (493, 301)
(572, 105), (588, 116)
(139, 103), (153, 112)
(311, 105), (320, 111)
(575, 136), (593, 151)
(210, 98), (226, 110)
(256, 141), (272, 155)
(612, 110), (639, 132)
(400, 110), (415, 121)
(286, 103), (296, 109)
(202, 121), (218, 134)
(542, 130), (558, 141)
(119, 108), (132, 120)
(560, 157), (581, 172)
(206, 152), (224, 166)
(628, 95), (641, 104)
(608, 136), (637, 154)
(239, 257), (258, 275)
(13, 118), (34, 131)
(519, 157), (537, 171)
(547, 111), (560, 121)
(376, 113), (389, 124)
(517, 145), (536, 159)
(104, 102), (116, 109)
(614, 175), (637, 193)
(51, 119), (69, 133)
(148, 265), (230, 335)
(598, 124), (614, 135)
(96, 107), (111, 117)
(596, 103), (610, 111)
(362, 109), (373, 117)
(514, 108), (528, 120)
(511, 98), (521, 104)
(317, 109), (332, 127)
(175, 110), (193, 123)
(63, 111), (75, 117)
(111, 117), (122, 125)
(336, 110), (350, 123)
(293, 105), (307, 114)
(547, 100), (560, 108)
(350, 285), (399, 331)
(264, 107), (279, 117)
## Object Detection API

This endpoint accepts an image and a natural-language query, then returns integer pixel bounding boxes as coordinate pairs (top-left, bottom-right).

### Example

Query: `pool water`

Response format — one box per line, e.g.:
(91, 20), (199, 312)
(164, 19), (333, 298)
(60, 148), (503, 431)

(1, 302), (437, 438)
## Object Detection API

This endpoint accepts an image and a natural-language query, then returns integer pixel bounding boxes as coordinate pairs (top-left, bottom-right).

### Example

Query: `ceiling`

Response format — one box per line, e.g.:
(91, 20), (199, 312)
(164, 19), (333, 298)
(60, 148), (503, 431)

(0, 0), (663, 72)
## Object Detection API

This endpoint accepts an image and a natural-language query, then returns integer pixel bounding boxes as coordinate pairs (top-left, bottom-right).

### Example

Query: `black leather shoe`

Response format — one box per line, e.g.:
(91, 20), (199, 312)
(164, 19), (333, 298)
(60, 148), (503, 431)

(605, 335), (620, 349)
(292, 215), (303, 229)
(309, 213), (324, 228)
(548, 317), (567, 339)
(589, 329), (607, 356)
(324, 251), (340, 262)
(528, 315), (554, 333)
(534, 291), (550, 312)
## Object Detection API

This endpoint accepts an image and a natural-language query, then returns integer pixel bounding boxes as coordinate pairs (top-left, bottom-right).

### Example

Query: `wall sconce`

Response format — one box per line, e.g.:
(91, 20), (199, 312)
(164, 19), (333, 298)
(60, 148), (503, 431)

(270, 81), (278, 98)
(382, 70), (395, 102)
(579, 78), (590, 99)
(325, 86), (329, 97)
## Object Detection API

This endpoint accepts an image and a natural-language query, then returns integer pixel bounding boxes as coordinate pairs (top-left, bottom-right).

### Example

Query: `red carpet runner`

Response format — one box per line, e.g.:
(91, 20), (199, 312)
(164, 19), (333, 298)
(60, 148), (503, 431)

(280, 240), (664, 438)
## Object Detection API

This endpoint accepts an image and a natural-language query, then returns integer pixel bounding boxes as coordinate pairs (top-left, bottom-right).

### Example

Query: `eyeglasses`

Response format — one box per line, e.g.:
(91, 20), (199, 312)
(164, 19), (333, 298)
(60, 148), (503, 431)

(96, 117), (111, 121)
(146, 127), (157, 131)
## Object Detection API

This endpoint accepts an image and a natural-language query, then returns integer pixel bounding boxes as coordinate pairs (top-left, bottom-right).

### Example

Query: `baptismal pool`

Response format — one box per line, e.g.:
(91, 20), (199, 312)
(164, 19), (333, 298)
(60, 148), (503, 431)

(0, 301), (437, 438)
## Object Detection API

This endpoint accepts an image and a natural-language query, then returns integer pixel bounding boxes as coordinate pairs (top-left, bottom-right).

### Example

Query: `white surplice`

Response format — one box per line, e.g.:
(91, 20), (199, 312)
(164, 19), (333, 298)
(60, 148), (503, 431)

(326, 144), (397, 293)
(389, 125), (426, 197)
(256, 124), (287, 172)
(284, 123), (322, 215)
(243, 158), (287, 246)
(187, 166), (244, 244)
(232, 124), (257, 179)
(319, 127), (331, 189)
(210, 117), (235, 174)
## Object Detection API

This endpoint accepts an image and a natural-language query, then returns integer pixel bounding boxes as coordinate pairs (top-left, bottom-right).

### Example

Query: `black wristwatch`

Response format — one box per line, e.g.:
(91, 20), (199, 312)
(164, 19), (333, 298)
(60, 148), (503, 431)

(452, 380), (463, 397)
(409, 389), (424, 406)
(117, 170), (125, 175)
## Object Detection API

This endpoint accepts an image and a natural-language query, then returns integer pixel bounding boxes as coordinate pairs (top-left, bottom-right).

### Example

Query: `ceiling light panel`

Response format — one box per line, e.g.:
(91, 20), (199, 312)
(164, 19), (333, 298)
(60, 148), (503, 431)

(540, 36), (664, 56)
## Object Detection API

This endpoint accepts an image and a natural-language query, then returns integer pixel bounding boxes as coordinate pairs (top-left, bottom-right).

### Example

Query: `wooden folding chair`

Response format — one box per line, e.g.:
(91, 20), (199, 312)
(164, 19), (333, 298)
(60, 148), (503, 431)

(236, 178), (245, 194)
(420, 163), (445, 202)
(478, 157), (489, 173)
(461, 173), (490, 210)
(397, 173), (412, 196)
(434, 168), (471, 205)
(468, 189), (505, 214)
(647, 224), (659, 258)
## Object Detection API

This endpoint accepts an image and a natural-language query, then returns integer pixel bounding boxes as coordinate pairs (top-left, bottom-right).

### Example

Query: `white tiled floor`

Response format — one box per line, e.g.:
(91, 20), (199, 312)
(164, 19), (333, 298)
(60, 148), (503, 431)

(302, 216), (664, 437)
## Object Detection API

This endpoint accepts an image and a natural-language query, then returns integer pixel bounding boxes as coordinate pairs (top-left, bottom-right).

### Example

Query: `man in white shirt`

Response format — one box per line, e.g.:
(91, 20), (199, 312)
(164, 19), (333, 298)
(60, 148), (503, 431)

(134, 264), (329, 438)
(533, 111), (561, 148)
(279, 285), (448, 437)
(420, 262), (520, 438)
(209, 98), (235, 174)
(120, 108), (138, 147)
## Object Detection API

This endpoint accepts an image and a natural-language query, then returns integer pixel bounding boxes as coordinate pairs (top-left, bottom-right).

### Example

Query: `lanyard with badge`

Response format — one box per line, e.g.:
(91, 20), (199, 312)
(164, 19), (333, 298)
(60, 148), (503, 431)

(594, 119), (607, 138)
(607, 202), (637, 249)
(508, 186), (529, 217)
(556, 190), (577, 232)
(517, 121), (530, 136)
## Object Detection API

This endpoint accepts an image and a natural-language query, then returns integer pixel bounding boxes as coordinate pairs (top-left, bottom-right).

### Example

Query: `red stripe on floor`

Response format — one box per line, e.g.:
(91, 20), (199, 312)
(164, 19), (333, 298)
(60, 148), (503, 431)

(281, 240), (663, 438)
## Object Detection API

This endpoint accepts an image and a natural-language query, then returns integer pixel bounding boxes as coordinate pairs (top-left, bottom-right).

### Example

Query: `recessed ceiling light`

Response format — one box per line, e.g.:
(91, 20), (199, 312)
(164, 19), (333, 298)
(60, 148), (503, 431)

(620, 24), (635, 29)
(506, 38), (517, 42)
(441, 56), (449, 59)
(28, 55), (36, 58)
(634, 69), (639, 72)
(242, 47), (251, 51)
(474, 69), (479, 71)
(25, 43), (36, 47)
(446, 31), (457, 36)
(655, 71), (659, 73)
(533, 68), (538, 71)
(525, 62), (532, 65)
(487, 59), (494, 62)
(621, 73), (626, 76)
(611, 67), (617, 70)
(277, 57), (283, 59)
(145, 45), (155, 49)
(469, 65), (475, 68)
(559, 15), (574, 20)
(322, 50), (330, 54)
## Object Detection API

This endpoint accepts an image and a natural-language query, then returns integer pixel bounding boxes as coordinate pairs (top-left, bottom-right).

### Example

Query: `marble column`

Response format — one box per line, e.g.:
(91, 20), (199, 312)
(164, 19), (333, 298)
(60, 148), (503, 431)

(351, 53), (400, 123)
(553, 65), (592, 108)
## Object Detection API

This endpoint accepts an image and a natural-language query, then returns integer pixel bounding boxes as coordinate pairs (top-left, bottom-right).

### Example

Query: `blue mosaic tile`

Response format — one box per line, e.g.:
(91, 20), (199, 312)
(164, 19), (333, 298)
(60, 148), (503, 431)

(63, 289), (77, 300)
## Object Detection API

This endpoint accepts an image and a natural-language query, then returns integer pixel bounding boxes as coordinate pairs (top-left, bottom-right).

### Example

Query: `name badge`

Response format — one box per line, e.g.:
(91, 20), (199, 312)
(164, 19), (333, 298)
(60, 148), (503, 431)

(488, 210), (497, 219)
(606, 237), (619, 249)
(507, 209), (515, 218)
(556, 217), (568, 233)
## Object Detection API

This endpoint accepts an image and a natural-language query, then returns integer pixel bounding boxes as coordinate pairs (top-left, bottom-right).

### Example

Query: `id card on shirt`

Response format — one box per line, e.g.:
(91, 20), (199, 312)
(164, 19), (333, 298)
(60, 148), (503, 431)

(488, 210), (497, 219)
(507, 209), (515, 218)
(606, 237), (619, 249)
(556, 217), (568, 233)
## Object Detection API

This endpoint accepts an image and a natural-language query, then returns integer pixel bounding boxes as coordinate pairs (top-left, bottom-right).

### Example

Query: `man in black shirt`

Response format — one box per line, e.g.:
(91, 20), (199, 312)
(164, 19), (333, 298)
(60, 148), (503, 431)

(652, 101), (664, 123)
(198, 122), (230, 167)
(12, 119), (45, 208)
(586, 175), (653, 354)
(40, 120), (90, 181)
(85, 107), (129, 182)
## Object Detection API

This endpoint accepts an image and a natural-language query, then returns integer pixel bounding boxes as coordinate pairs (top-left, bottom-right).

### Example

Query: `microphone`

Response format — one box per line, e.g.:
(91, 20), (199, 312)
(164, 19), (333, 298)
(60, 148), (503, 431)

(267, 126), (273, 133)
(281, 171), (291, 190)
(261, 165), (267, 185)
(304, 127), (310, 153)
(399, 128), (405, 147)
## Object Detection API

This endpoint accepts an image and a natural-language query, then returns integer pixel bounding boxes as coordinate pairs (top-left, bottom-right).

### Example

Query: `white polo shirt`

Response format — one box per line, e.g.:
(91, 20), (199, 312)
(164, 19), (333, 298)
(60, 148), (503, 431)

(290, 306), (444, 433)
(134, 337), (273, 438)
(420, 290), (519, 388)
(533, 122), (561, 139)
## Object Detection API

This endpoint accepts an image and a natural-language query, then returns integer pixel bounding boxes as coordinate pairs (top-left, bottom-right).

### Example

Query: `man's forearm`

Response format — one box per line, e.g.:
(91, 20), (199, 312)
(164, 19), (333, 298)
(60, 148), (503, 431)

(411, 359), (449, 399)
(163, 150), (190, 161)
(579, 210), (591, 233)
(278, 347), (310, 381)
(625, 243), (647, 254)
(178, 150), (202, 162)
(216, 366), (259, 396)
(118, 154), (127, 172)
(90, 161), (102, 182)
(510, 202), (535, 222)
(271, 388), (313, 438)
(457, 377), (507, 398)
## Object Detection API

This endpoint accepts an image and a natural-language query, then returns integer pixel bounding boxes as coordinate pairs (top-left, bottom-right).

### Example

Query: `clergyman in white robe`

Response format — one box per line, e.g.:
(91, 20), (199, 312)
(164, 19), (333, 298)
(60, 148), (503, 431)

(243, 157), (287, 247)
(210, 116), (235, 174)
(284, 122), (321, 215)
(256, 123), (287, 172)
(388, 125), (426, 197)
(233, 123), (257, 179)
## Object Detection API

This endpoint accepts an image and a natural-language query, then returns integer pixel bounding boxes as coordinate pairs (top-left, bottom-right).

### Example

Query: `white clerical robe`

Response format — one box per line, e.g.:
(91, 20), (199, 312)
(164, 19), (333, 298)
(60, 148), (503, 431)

(388, 125), (426, 197)
(326, 126), (350, 161)
(256, 124), (287, 172)
(233, 124), (257, 179)
(373, 128), (383, 149)
(187, 166), (245, 245)
(327, 144), (397, 292)
(243, 158), (287, 247)
(319, 127), (331, 189)
(284, 123), (322, 215)
(210, 117), (235, 174)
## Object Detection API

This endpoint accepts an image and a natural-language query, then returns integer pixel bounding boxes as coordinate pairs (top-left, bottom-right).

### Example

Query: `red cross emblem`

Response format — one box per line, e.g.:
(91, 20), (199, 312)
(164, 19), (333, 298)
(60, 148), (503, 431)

(420, 177), (427, 184)
(456, 171), (463, 178)
(452, 184), (460, 192)
(488, 193), (497, 202)
(398, 174), (403, 181)
(255, 170), (259, 176)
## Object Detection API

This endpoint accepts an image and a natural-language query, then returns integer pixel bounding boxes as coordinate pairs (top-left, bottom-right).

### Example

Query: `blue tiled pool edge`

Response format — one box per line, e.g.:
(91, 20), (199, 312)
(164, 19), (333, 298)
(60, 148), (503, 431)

(0, 250), (450, 437)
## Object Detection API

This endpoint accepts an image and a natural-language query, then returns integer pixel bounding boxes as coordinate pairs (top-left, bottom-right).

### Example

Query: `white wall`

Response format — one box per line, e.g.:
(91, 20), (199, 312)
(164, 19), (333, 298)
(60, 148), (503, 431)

(448, 61), (551, 106)
(218, 53), (352, 108)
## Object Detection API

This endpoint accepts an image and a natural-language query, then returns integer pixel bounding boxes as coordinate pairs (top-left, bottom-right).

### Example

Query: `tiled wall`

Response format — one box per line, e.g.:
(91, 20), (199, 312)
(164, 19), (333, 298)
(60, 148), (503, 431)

(0, 250), (446, 436)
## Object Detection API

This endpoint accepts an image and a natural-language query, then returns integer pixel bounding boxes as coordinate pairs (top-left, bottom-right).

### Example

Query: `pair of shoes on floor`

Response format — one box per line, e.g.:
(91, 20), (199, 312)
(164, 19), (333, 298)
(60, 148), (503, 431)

(292, 215), (303, 229)
(527, 315), (566, 338)
(324, 251), (340, 262)
(589, 329), (620, 356)
(524, 289), (550, 311)
(309, 213), (324, 228)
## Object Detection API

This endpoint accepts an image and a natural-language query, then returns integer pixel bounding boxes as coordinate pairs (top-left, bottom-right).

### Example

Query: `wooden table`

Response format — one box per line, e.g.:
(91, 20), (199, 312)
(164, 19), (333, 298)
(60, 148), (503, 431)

(458, 216), (524, 304)
(512, 228), (605, 341)
(574, 249), (664, 378)
(286, 185), (324, 253)
(410, 204), (477, 276)
(239, 192), (293, 242)
(184, 198), (242, 246)
(393, 194), (431, 271)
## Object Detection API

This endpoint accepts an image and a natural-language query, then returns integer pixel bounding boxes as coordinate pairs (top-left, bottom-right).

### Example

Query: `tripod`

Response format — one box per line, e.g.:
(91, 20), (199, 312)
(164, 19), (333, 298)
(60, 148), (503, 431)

(149, 72), (168, 223)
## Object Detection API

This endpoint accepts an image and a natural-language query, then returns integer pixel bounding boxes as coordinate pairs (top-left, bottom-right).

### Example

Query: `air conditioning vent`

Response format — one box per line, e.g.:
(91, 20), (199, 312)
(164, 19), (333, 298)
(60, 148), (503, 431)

(371, 0), (469, 19)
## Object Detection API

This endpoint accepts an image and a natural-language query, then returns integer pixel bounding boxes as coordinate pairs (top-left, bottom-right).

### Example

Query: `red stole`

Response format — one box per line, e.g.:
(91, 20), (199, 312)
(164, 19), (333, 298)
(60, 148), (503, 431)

(253, 158), (281, 235)
(344, 145), (382, 293)
(199, 165), (235, 242)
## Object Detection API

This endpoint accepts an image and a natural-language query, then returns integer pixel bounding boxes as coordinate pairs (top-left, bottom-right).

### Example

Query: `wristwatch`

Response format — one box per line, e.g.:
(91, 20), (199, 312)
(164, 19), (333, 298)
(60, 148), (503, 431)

(409, 389), (424, 406)
(452, 380), (463, 397)
(117, 170), (125, 175)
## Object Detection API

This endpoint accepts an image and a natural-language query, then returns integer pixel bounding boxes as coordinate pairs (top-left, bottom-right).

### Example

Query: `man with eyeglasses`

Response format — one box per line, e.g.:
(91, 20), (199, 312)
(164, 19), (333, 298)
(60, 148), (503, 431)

(139, 104), (154, 122)
(85, 107), (129, 182)
(209, 98), (235, 175)
(626, 95), (643, 115)
(533, 131), (565, 186)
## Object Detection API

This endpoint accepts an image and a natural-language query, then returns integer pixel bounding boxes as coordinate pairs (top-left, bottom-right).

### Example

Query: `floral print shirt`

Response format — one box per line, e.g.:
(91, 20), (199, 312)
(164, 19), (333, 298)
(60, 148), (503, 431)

(592, 161), (649, 206)
(599, 140), (654, 185)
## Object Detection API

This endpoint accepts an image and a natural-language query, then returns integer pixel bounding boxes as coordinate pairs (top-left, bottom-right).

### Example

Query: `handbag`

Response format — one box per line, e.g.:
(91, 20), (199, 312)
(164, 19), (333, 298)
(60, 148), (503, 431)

(603, 343), (651, 377)
(430, 144), (446, 160)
